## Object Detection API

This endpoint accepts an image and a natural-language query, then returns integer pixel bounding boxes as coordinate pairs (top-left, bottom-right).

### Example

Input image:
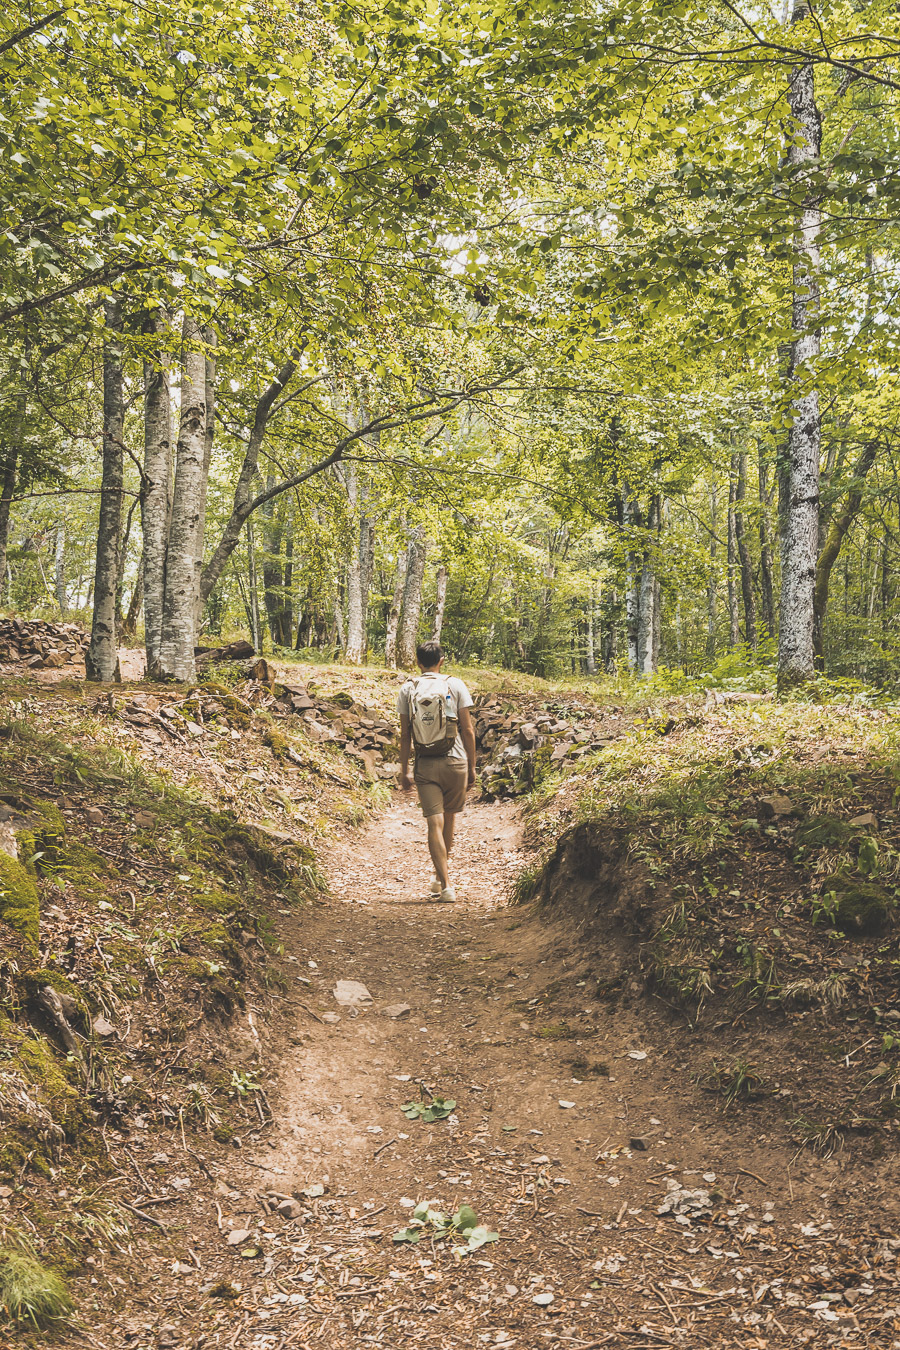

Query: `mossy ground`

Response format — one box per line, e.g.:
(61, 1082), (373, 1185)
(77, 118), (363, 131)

(0, 668), (388, 1330)
(521, 686), (900, 1150)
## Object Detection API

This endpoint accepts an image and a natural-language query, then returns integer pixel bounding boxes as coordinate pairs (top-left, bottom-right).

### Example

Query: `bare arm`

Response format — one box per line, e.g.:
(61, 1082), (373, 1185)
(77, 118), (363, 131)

(459, 705), (477, 787)
(399, 713), (413, 790)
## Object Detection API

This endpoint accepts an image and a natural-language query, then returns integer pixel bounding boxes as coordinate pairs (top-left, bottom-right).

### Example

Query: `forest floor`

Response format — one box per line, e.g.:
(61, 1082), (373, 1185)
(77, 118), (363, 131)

(63, 797), (900, 1350)
(5, 658), (900, 1348)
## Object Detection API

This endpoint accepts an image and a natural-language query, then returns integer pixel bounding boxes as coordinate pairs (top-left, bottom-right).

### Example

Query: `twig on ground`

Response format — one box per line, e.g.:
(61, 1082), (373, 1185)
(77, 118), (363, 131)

(122, 1201), (168, 1230)
(373, 1137), (397, 1159)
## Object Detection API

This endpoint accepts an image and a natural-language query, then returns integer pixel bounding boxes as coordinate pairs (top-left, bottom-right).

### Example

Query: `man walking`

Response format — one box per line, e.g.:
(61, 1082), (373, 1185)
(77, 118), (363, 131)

(398, 641), (476, 902)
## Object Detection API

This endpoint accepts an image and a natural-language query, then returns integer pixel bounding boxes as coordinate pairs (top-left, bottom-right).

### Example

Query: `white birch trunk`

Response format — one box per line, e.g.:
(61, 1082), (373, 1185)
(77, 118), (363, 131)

(727, 456), (741, 647)
(584, 577), (597, 674)
(431, 564), (448, 644)
(778, 3), (822, 688)
(344, 460), (366, 664)
(86, 299), (124, 683)
(158, 316), (207, 682)
(385, 545), (407, 668)
(141, 312), (172, 677)
(636, 558), (655, 675)
(193, 328), (217, 627)
(54, 526), (66, 615)
(0, 388), (24, 594)
(398, 527), (427, 668)
(706, 483), (717, 662)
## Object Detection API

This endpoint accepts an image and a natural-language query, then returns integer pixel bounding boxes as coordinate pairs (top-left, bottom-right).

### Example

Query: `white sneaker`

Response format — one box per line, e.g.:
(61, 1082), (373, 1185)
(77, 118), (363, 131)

(439, 886), (456, 903)
(430, 879), (441, 895)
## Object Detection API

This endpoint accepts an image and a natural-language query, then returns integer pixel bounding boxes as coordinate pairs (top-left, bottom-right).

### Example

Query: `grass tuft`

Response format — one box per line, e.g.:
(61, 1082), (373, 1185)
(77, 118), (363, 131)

(0, 1248), (71, 1325)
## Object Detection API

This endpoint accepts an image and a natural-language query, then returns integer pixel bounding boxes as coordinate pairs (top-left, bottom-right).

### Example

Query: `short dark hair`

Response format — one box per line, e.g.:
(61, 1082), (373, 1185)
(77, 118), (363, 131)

(416, 640), (443, 668)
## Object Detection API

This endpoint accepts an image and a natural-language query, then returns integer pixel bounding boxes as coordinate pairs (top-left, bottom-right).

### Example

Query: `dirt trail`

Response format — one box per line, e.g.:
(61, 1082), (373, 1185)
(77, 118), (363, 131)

(95, 794), (900, 1350)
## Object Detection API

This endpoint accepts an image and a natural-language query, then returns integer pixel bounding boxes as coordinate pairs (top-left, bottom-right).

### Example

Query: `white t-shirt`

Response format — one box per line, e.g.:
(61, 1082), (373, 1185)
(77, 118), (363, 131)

(398, 673), (474, 762)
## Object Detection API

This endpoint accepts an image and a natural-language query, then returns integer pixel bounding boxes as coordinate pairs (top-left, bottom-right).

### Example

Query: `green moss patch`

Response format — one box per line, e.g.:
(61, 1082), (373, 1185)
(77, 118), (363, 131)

(0, 853), (39, 955)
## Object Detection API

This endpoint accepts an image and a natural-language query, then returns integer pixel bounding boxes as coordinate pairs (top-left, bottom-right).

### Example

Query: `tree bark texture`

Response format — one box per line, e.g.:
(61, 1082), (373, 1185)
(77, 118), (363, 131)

(398, 527), (427, 668)
(727, 455), (741, 648)
(758, 447), (776, 638)
(193, 327), (217, 625)
(86, 299), (124, 682)
(584, 577), (597, 674)
(0, 388), (25, 594)
(54, 525), (66, 614)
(141, 312), (172, 677)
(813, 440), (877, 668)
(636, 498), (659, 676)
(158, 316), (207, 681)
(344, 461), (372, 665)
(431, 564), (448, 645)
(384, 545), (408, 668)
(778, 7), (822, 689)
(734, 451), (758, 649)
(706, 484), (718, 662)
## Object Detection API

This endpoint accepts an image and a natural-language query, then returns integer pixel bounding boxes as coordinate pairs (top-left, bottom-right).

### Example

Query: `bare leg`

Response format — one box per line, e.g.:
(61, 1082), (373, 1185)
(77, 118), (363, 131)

(443, 811), (457, 859)
(426, 813), (450, 889)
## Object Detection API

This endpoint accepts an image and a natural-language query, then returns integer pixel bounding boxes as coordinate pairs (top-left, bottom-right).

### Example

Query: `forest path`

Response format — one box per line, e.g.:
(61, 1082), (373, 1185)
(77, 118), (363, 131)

(103, 794), (888, 1350)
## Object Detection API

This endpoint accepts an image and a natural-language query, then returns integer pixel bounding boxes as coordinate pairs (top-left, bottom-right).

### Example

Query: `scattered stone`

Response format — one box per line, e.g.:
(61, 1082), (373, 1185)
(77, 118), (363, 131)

(629, 1135), (652, 1151)
(383, 1003), (411, 1020)
(849, 812), (878, 829)
(276, 1198), (303, 1219)
(133, 810), (155, 827)
(320, 1012), (342, 1025)
(757, 794), (794, 821)
(226, 1228), (252, 1245)
(333, 980), (373, 1008)
(84, 806), (104, 825)
(532, 1292), (554, 1306)
(92, 1016), (115, 1037)
(658, 1180), (713, 1224)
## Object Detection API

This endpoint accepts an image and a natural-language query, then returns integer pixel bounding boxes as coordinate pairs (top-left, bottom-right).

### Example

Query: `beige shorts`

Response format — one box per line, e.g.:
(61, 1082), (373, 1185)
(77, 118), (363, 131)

(414, 756), (468, 818)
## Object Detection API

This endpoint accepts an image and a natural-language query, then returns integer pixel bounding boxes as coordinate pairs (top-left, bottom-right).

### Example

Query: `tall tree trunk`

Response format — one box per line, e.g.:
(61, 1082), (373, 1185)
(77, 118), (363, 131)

(193, 328), (217, 628)
(600, 589), (617, 673)
(262, 476), (286, 647)
(86, 299), (124, 682)
(158, 316), (207, 682)
(247, 518), (261, 652)
(758, 446), (776, 638)
(734, 451), (758, 649)
(142, 312), (172, 678)
(54, 525), (66, 615)
(398, 527), (427, 668)
(123, 567), (143, 636)
(706, 483), (718, 662)
(813, 440), (878, 668)
(432, 564), (448, 645)
(585, 577), (597, 675)
(624, 497), (640, 671)
(0, 388), (25, 595)
(384, 544), (407, 669)
(778, 4), (822, 691)
(727, 455), (741, 648)
(344, 461), (370, 665)
(282, 523), (294, 646)
(636, 498), (658, 676)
